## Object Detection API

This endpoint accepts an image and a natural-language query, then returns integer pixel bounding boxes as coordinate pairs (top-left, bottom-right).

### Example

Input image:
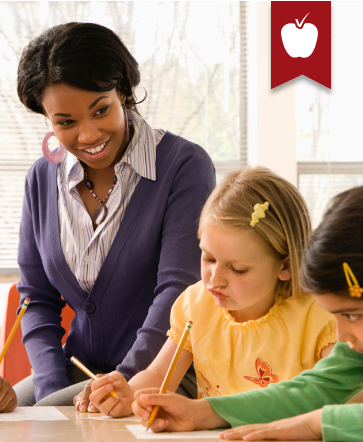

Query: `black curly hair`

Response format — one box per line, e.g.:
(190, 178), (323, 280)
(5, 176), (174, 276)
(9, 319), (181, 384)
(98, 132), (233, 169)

(17, 22), (144, 115)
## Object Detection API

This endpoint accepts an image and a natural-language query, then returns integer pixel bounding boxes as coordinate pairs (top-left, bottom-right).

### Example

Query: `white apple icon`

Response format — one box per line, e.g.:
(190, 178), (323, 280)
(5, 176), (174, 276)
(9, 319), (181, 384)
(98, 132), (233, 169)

(281, 13), (318, 58)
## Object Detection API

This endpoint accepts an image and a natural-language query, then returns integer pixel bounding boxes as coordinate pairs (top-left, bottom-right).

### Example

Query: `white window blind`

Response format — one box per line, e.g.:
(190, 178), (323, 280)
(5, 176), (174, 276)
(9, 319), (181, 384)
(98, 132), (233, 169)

(0, 1), (248, 273)
(296, 1), (363, 228)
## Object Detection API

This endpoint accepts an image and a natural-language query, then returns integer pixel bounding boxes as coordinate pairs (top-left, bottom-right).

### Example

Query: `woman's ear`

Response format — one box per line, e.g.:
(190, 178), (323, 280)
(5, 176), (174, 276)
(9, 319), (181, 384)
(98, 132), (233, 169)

(118, 91), (126, 105)
(278, 256), (292, 281)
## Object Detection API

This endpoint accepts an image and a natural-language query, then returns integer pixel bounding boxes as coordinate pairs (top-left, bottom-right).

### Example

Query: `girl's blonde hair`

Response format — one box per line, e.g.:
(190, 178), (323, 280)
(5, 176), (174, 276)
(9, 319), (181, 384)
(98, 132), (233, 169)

(198, 166), (311, 300)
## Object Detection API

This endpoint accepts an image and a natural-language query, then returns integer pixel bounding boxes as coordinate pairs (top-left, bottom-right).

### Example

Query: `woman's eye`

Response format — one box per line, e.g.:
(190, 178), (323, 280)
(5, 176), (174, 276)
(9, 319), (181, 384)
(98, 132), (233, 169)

(57, 119), (74, 126)
(344, 314), (361, 323)
(95, 106), (108, 116)
(202, 257), (215, 263)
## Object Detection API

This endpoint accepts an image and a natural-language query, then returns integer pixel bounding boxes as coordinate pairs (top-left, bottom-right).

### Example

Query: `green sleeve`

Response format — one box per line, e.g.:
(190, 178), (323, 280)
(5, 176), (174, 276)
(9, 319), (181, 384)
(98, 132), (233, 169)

(206, 342), (363, 428)
(322, 404), (363, 442)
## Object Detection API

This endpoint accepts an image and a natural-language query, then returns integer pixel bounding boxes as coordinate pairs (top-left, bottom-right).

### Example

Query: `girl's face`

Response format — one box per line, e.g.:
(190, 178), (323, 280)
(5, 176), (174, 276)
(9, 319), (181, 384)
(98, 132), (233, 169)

(313, 293), (363, 353)
(41, 83), (127, 170)
(200, 223), (291, 322)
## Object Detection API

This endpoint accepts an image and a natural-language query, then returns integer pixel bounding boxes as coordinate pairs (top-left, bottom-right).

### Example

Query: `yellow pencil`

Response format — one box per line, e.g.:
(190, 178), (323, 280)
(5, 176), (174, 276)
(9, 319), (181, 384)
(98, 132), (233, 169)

(147, 320), (193, 429)
(70, 356), (119, 400)
(0, 297), (30, 365)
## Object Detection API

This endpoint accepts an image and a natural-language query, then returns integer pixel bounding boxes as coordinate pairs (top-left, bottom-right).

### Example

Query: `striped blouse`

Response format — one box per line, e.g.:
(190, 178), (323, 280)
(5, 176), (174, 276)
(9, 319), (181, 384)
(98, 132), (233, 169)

(57, 110), (165, 293)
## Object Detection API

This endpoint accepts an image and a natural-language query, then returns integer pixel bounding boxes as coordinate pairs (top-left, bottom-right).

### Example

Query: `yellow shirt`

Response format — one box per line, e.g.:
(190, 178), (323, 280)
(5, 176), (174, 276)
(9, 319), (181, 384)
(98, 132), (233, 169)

(168, 281), (336, 399)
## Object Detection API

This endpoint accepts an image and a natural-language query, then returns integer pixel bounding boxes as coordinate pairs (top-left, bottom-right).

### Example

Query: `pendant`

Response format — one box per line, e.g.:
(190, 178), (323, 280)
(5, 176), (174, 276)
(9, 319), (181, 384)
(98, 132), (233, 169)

(93, 204), (107, 226)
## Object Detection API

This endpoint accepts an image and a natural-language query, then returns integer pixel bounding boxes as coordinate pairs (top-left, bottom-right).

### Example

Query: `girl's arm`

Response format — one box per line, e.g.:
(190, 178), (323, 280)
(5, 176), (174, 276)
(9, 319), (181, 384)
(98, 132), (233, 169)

(0, 378), (17, 413)
(89, 338), (193, 417)
(132, 342), (363, 436)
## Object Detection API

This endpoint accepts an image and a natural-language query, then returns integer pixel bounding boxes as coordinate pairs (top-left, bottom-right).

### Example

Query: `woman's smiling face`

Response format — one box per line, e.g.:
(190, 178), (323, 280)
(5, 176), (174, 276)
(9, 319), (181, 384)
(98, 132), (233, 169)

(314, 293), (363, 353)
(41, 83), (127, 169)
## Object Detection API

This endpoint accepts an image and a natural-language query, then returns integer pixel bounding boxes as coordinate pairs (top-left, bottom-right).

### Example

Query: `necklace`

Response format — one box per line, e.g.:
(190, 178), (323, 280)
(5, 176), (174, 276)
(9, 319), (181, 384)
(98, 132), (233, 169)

(80, 161), (117, 226)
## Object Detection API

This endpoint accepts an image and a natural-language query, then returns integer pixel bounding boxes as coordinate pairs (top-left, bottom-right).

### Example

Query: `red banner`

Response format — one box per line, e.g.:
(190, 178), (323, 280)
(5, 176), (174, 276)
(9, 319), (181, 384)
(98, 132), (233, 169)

(271, 1), (331, 89)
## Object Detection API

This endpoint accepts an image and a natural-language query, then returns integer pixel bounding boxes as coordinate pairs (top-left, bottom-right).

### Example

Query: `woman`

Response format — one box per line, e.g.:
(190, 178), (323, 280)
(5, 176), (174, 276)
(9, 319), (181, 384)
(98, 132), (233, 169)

(14, 22), (215, 407)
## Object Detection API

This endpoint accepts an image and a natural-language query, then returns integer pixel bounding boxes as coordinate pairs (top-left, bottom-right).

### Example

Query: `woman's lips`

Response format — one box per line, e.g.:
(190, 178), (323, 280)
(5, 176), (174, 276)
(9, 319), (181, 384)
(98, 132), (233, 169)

(82, 139), (110, 161)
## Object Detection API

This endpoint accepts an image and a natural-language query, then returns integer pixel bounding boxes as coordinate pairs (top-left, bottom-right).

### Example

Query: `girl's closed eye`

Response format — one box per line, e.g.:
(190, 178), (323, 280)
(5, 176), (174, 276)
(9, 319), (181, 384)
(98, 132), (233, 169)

(231, 266), (248, 274)
(343, 314), (361, 323)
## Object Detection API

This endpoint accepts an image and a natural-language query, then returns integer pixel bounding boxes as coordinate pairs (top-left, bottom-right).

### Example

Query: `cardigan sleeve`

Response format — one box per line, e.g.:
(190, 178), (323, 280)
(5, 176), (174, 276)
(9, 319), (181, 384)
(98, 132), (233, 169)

(17, 177), (72, 401)
(116, 146), (215, 379)
(206, 342), (363, 430)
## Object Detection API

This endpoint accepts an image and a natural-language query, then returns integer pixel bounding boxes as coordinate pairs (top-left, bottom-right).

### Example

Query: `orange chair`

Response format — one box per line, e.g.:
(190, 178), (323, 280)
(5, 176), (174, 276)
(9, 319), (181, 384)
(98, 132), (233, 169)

(0, 283), (75, 386)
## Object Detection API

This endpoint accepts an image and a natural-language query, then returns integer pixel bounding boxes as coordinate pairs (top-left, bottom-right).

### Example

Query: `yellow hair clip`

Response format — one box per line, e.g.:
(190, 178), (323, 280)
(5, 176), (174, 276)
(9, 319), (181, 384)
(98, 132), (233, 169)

(250, 202), (269, 227)
(343, 262), (363, 298)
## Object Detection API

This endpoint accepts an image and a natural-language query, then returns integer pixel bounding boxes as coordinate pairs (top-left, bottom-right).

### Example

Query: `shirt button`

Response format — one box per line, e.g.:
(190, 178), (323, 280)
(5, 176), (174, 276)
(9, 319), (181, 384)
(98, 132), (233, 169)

(84, 255), (90, 264)
(84, 301), (96, 314)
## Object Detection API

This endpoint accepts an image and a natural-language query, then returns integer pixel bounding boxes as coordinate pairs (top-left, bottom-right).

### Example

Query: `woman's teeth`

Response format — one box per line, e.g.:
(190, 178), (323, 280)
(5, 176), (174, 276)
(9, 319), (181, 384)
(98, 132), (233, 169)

(85, 141), (107, 154)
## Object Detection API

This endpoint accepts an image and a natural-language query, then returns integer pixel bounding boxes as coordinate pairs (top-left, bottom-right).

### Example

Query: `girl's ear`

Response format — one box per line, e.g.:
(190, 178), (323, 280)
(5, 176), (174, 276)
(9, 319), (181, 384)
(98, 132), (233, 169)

(278, 256), (292, 281)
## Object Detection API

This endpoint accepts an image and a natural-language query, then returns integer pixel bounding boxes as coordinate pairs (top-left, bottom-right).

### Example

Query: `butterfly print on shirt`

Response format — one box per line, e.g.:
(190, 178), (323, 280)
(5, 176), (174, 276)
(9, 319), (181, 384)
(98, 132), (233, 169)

(244, 357), (280, 388)
(198, 370), (222, 397)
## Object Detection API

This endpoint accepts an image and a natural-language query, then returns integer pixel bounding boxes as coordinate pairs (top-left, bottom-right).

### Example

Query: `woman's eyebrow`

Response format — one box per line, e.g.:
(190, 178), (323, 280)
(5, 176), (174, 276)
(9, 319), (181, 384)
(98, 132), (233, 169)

(51, 96), (109, 117)
(89, 96), (108, 110)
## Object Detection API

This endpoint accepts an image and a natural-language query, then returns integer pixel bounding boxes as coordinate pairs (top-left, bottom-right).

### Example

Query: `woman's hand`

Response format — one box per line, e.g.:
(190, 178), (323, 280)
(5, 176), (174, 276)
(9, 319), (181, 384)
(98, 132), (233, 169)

(73, 374), (104, 413)
(132, 388), (228, 433)
(219, 409), (323, 440)
(0, 377), (17, 413)
(89, 371), (135, 417)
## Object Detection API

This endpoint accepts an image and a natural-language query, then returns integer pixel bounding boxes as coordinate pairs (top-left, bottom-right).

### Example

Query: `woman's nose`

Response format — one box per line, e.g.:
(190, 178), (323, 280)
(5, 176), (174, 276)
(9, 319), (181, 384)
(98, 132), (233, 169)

(77, 121), (102, 145)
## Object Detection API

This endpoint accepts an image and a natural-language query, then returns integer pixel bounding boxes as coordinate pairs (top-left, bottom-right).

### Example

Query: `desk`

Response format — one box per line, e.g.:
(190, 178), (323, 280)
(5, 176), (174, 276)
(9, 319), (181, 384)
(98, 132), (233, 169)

(0, 407), (322, 442)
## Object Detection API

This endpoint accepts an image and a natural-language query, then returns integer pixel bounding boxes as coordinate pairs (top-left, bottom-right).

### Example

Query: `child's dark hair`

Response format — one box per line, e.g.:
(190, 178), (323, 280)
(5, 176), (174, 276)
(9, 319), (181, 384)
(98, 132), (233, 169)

(17, 22), (142, 115)
(301, 186), (363, 298)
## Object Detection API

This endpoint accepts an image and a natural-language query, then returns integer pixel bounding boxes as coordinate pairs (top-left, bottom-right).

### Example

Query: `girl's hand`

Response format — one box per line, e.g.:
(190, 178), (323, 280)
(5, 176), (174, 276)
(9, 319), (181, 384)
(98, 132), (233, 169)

(73, 374), (105, 413)
(89, 371), (135, 417)
(0, 377), (17, 413)
(132, 388), (228, 433)
(219, 409), (323, 440)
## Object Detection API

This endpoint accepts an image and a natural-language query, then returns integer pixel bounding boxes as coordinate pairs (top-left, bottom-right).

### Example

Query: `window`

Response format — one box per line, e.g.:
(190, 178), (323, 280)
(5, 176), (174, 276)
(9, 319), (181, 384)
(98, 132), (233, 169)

(0, 1), (248, 273)
(296, 2), (363, 228)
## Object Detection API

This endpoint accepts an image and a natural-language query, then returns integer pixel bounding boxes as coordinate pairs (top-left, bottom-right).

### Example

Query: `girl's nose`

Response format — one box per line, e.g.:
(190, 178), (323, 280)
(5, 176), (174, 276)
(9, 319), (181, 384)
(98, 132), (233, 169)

(210, 264), (227, 287)
(336, 321), (356, 344)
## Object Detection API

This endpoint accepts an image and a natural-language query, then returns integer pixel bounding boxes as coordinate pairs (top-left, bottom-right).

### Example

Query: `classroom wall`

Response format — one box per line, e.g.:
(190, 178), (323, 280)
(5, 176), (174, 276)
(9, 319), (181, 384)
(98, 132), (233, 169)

(248, 1), (297, 187)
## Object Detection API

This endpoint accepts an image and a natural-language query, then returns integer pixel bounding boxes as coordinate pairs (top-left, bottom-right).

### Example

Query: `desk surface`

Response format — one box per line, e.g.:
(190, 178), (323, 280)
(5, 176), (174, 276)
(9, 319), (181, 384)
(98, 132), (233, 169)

(1, 406), (322, 442)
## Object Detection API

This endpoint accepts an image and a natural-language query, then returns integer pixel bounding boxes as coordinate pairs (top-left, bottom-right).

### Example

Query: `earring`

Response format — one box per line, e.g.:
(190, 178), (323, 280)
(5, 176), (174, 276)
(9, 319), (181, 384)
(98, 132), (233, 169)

(42, 132), (66, 164)
(123, 108), (130, 143)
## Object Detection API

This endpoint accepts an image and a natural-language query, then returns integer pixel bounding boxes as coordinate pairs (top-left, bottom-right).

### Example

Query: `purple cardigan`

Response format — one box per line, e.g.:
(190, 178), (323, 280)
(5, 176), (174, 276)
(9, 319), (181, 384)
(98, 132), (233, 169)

(17, 132), (215, 402)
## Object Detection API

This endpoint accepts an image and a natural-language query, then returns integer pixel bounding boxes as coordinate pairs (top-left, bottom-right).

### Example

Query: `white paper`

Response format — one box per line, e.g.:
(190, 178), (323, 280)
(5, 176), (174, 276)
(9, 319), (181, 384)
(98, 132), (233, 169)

(126, 425), (221, 439)
(0, 407), (68, 421)
(81, 415), (140, 422)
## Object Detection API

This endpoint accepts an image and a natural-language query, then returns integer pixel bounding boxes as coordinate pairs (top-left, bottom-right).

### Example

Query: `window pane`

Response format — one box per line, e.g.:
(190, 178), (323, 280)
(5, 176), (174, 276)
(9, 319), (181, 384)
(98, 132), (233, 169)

(296, 2), (363, 162)
(299, 174), (363, 228)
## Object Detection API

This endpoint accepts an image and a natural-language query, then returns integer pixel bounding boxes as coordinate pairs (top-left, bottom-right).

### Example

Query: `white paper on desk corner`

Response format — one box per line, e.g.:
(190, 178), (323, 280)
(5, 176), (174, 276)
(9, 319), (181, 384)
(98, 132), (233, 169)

(0, 406), (68, 421)
(80, 415), (140, 422)
(126, 424), (221, 439)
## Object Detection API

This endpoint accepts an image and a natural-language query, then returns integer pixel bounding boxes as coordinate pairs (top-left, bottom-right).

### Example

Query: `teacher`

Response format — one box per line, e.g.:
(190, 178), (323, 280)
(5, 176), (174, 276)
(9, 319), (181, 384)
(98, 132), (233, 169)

(14, 22), (215, 407)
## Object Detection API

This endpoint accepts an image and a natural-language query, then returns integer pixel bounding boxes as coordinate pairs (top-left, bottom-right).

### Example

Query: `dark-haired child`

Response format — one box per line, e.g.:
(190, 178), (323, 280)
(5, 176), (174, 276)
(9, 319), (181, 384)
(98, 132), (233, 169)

(132, 185), (363, 442)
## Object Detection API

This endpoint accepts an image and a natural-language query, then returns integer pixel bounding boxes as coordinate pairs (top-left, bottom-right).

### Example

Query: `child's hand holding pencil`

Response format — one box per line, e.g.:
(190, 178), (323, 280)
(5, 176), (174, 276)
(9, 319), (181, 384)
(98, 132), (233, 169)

(89, 371), (135, 417)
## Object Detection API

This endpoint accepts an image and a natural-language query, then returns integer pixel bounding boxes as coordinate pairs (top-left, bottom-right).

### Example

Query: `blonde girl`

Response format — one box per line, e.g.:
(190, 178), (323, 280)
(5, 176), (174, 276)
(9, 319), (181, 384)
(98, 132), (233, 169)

(89, 166), (335, 417)
(132, 185), (363, 442)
